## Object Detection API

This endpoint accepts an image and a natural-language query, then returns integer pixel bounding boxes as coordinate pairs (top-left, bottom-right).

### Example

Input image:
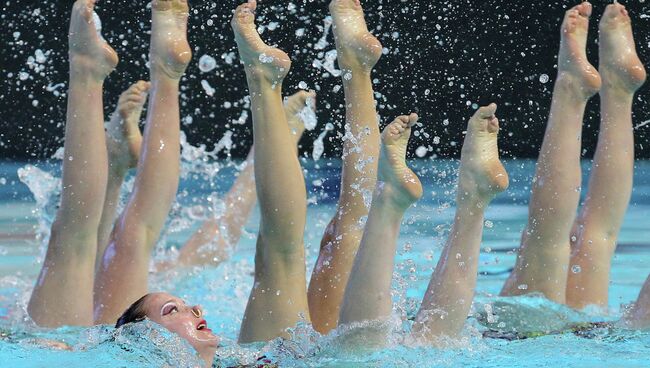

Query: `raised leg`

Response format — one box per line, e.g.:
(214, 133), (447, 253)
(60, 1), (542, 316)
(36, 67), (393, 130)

(501, 2), (601, 304)
(27, 0), (118, 327)
(231, 0), (309, 343)
(413, 104), (508, 340)
(624, 275), (650, 328)
(173, 90), (314, 268)
(96, 80), (149, 272)
(308, 0), (383, 333)
(93, 0), (191, 324)
(566, 3), (646, 309)
(338, 114), (422, 335)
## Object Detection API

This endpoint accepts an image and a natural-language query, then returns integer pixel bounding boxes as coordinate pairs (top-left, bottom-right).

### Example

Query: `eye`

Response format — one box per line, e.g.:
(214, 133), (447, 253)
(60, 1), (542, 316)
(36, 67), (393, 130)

(161, 302), (178, 316)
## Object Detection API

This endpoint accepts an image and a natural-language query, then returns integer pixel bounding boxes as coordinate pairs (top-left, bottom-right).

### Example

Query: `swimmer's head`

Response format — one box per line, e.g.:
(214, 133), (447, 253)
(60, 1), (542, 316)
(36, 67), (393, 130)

(115, 292), (219, 364)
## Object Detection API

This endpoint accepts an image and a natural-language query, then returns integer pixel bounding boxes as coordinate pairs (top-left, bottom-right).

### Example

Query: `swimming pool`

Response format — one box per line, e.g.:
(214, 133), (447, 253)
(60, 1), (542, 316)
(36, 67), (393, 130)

(0, 158), (649, 367)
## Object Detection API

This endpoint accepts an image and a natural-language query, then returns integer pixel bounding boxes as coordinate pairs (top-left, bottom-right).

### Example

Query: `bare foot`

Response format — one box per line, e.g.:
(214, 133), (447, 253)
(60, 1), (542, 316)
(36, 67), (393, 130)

(557, 2), (601, 98)
(329, 0), (382, 73)
(377, 113), (423, 209)
(458, 104), (509, 204)
(284, 90), (316, 140)
(106, 81), (150, 171)
(68, 0), (118, 79)
(150, 0), (192, 79)
(231, 0), (292, 84)
(599, 2), (647, 92)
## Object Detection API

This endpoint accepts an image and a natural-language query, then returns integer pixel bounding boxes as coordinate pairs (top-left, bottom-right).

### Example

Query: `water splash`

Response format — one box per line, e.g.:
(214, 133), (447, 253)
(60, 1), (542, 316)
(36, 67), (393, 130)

(312, 123), (334, 161)
(16, 165), (60, 260)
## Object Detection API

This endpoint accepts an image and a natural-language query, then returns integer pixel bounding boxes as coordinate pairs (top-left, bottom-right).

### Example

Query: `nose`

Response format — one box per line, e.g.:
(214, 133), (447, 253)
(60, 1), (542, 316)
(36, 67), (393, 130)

(190, 305), (202, 318)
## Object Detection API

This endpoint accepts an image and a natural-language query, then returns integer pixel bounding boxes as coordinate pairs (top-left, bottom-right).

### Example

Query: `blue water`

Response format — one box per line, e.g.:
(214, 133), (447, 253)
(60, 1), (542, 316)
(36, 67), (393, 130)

(0, 159), (649, 367)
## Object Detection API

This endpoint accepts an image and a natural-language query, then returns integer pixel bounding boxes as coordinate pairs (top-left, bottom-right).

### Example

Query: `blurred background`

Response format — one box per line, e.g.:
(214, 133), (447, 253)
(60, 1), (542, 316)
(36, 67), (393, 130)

(1, 0), (649, 160)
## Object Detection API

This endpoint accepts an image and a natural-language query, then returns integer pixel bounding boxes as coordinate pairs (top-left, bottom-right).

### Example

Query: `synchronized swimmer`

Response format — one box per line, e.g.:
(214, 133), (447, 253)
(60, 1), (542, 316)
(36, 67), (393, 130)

(21, 0), (650, 366)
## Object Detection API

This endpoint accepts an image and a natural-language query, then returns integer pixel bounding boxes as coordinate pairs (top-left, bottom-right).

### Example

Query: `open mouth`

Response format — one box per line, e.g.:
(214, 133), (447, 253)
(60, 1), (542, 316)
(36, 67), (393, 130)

(196, 319), (211, 332)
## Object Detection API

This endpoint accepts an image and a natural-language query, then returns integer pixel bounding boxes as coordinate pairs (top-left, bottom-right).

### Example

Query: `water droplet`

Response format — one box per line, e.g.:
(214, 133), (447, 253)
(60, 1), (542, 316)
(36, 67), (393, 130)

(484, 220), (494, 228)
(415, 146), (428, 158)
(517, 284), (528, 290)
(198, 54), (217, 73)
(259, 53), (274, 64)
(571, 265), (582, 274)
(200, 80), (215, 97)
(34, 49), (47, 64)
(539, 74), (549, 83)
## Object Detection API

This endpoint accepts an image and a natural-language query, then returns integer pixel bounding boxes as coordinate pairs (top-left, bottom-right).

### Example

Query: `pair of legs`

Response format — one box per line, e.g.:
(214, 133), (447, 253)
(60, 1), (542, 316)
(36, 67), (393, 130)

(232, 0), (386, 341)
(339, 104), (509, 342)
(307, 0), (383, 333)
(231, 0), (311, 342)
(27, 0), (191, 326)
(501, 2), (646, 309)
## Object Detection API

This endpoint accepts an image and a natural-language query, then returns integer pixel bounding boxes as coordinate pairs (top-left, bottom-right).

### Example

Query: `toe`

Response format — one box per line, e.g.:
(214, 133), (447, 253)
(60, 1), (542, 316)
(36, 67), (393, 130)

(578, 2), (592, 18)
(126, 95), (145, 103)
(153, 0), (172, 11)
(139, 81), (152, 92)
(172, 0), (190, 13)
(565, 9), (578, 21)
(476, 103), (497, 119)
(487, 118), (500, 134)
(396, 115), (410, 124)
(407, 113), (419, 126)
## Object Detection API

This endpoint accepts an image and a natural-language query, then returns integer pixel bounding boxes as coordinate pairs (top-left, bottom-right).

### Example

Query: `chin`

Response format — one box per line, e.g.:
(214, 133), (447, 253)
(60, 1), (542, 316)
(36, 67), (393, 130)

(197, 345), (218, 366)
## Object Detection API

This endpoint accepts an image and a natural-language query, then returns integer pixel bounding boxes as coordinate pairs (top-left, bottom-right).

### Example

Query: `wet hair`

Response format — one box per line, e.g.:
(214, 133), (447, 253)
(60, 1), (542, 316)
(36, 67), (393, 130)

(115, 294), (150, 328)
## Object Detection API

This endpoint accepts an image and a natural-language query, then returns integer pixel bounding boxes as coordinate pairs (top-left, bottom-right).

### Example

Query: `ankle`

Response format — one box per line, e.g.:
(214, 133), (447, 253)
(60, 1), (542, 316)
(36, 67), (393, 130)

(599, 85), (636, 101)
(374, 183), (413, 213)
(246, 75), (284, 93)
(555, 73), (599, 100)
(456, 186), (492, 209)
(340, 65), (373, 80)
(149, 75), (181, 91)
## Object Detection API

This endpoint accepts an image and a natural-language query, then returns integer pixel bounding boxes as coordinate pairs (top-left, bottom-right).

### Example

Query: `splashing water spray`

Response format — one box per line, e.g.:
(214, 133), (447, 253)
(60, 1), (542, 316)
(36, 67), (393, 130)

(312, 123), (335, 161)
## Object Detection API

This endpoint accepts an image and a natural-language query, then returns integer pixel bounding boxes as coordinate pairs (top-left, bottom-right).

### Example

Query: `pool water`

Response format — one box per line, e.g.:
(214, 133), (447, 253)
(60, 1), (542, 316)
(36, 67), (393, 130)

(0, 158), (649, 367)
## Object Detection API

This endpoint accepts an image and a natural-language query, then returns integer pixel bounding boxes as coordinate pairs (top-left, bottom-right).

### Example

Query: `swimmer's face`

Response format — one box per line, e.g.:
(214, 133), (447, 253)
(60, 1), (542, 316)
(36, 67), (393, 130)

(142, 292), (219, 361)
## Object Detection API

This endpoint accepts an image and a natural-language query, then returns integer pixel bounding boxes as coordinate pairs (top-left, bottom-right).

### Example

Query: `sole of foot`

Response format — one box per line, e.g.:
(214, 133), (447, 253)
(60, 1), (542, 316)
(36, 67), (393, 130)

(557, 2), (602, 98)
(459, 104), (509, 204)
(231, 0), (292, 84)
(69, 0), (119, 79)
(150, 0), (192, 80)
(106, 81), (150, 171)
(329, 0), (382, 73)
(378, 113), (423, 209)
(599, 2), (647, 92)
